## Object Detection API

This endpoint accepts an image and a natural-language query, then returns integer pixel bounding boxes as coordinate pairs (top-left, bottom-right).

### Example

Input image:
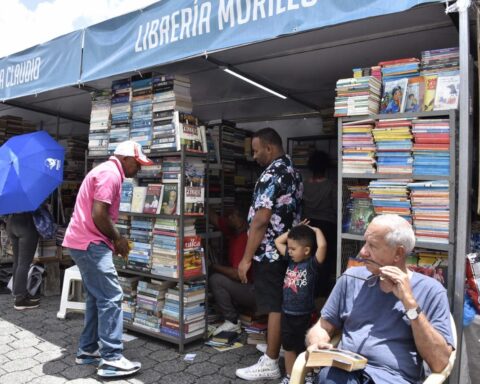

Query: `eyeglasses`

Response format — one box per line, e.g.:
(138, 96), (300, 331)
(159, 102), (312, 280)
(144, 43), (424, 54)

(338, 273), (379, 287)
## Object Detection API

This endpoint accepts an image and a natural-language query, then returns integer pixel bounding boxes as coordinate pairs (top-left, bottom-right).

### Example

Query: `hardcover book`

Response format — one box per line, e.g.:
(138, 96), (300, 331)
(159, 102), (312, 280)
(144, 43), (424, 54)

(306, 348), (367, 372)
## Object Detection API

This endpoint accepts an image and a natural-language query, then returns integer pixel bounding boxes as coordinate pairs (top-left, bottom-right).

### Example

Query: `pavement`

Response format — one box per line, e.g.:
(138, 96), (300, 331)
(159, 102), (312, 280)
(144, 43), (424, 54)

(0, 293), (282, 384)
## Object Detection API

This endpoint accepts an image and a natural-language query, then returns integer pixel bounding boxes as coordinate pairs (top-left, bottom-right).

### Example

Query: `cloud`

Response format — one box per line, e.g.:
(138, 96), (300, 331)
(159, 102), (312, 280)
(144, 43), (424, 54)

(0, 0), (158, 58)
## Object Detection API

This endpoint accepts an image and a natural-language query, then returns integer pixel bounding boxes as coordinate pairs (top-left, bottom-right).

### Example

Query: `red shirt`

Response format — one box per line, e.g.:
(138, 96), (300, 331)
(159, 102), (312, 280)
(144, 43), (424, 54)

(217, 217), (252, 282)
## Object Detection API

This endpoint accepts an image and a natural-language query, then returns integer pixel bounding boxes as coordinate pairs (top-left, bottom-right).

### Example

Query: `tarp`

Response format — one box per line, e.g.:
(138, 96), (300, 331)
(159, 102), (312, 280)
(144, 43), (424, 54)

(81, 0), (442, 82)
(0, 30), (83, 101)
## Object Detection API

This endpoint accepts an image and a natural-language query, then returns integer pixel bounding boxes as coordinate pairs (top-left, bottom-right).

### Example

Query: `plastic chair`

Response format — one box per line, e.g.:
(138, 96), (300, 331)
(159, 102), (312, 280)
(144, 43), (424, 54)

(290, 315), (457, 384)
(56, 265), (86, 319)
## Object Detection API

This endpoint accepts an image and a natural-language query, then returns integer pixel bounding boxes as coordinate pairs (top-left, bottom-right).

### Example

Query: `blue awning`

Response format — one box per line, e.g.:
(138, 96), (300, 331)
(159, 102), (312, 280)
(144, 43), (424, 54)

(0, 30), (83, 101)
(81, 0), (442, 82)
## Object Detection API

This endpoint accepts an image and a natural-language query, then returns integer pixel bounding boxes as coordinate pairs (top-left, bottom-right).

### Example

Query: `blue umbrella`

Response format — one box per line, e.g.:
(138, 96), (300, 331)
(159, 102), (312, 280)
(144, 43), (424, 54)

(0, 131), (64, 215)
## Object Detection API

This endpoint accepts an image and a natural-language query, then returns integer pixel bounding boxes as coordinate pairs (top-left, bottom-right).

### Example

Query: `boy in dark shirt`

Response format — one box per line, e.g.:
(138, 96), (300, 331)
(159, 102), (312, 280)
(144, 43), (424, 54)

(274, 223), (326, 384)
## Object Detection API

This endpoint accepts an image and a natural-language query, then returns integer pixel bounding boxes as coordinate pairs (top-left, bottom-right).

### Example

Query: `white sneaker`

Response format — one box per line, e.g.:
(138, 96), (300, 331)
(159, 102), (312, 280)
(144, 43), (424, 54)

(256, 343), (285, 358)
(213, 319), (241, 335)
(236, 354), (281, 380)
(304, 371), (315, 383)
(279, 375), (290, 384)
(97, 356), (141, 378)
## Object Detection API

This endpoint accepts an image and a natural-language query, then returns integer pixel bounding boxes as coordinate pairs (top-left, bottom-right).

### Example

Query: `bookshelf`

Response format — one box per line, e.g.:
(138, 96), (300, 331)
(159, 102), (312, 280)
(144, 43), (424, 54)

(86, 147), (210, 352)
(337, 110), (457, 304)
(287, 134), (338, 168)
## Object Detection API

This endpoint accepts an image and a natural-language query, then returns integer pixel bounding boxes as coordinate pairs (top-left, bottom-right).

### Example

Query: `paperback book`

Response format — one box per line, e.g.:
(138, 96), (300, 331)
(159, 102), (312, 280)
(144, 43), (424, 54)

(306, 348), (367, 372)
(380, 78), (408, 114)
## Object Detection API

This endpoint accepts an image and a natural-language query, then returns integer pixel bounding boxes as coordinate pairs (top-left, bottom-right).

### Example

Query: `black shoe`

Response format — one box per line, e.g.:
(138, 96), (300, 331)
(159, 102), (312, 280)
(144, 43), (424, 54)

(28, 294), (41, 302)
(14, 298), (40, 310)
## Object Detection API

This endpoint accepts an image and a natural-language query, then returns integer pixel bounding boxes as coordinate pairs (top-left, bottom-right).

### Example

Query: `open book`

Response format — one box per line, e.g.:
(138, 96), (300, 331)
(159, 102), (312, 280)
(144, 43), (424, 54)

(306, 348), (367, 372)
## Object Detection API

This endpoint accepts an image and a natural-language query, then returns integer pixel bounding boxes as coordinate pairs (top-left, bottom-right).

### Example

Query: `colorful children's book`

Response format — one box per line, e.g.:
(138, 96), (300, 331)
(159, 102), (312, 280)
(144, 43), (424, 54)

(404, 76), (424, 113)
(380, 78), (408, 114)
(434, 74), (460, 110)
(423, 75), (438, 111)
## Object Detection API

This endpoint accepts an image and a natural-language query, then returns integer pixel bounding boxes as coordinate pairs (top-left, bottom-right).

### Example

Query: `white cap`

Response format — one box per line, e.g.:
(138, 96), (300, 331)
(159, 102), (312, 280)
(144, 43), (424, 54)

(114, 141), (153, 165)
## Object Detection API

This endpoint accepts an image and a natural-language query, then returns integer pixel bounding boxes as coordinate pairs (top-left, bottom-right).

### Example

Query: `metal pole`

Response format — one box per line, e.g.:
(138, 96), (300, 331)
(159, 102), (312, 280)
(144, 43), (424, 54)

(450, 0), (472, 382)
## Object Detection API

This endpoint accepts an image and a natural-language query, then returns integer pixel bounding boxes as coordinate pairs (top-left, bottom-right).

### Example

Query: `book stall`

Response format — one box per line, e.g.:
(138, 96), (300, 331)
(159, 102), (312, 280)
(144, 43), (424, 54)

(0, 0), (476, 380)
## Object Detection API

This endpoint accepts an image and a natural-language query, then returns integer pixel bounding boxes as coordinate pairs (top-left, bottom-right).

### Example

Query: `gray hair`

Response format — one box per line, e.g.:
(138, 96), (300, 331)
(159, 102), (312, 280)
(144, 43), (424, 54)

(371, 214), (415, 254)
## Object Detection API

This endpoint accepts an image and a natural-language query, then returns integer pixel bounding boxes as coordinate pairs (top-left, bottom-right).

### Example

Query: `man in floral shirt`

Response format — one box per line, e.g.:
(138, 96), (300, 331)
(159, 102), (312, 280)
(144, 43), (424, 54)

(237, 128), (303, 381)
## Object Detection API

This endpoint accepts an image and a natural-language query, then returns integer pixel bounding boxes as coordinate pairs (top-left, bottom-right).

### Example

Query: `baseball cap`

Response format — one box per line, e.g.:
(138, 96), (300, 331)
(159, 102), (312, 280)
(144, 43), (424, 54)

(114, 141), (153, 165)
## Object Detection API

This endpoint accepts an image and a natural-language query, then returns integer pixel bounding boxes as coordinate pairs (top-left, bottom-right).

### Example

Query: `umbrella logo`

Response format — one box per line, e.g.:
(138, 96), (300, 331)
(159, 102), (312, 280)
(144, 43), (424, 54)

(45, 158), (61, 171)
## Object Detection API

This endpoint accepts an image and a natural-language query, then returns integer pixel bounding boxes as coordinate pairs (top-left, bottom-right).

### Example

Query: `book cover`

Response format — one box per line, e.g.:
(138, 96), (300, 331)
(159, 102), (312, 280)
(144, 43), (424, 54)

(184, 186), (205, 215)
(423, 75), (438, 111)
(143, 184), (164, 214)
(160, 183), (179, 215)
(130, 186), (148, 213)
(380, 78), (408, 114)
(306, 348), (367, 372)
(212, 331), (241, 344)
(348, 200), (375, 235)
(404, 76), (424, 113)
(433, 74), (459, 110)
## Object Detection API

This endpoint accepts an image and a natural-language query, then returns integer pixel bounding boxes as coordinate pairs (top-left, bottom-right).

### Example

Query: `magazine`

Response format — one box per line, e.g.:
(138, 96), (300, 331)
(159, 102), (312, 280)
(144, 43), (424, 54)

(434, 74), (460, 110)
(380, 78), (408, 114)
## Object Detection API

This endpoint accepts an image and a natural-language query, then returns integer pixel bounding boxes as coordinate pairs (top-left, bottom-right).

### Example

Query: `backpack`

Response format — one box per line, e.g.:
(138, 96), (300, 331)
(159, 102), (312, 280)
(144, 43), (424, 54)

(32, 206), (57, 240)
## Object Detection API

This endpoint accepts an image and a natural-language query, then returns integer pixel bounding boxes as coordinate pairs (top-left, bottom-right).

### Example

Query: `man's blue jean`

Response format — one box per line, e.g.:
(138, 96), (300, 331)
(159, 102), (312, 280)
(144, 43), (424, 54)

(69, 242), (123, 360)
(316, 367), (375, 384)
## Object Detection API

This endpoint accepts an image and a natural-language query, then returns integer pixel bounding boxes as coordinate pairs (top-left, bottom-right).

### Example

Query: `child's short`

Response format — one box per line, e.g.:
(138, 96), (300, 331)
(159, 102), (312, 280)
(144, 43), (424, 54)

(281, 312), (312, 354)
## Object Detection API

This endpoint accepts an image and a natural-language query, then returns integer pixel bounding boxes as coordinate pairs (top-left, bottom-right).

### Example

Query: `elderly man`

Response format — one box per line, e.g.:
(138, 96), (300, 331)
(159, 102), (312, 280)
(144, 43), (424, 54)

(306, 214), (454, 384)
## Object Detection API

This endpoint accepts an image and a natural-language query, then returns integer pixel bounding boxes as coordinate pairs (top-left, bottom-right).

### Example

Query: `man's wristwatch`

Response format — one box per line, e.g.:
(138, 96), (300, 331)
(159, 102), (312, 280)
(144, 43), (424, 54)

(405, 306), (422, 320)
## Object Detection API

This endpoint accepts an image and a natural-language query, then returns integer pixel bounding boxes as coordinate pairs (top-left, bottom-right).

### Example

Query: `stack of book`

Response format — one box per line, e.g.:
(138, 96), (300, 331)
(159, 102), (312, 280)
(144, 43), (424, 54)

(407, 180), (449, 244)
(151, 75), (197, 152)
(118, 275), (140, 323)
(150, 233), (204, 279)
(408, 249), (448, 288)
(128, 217), (154, 271)
(136, 158), (163, 183)
(341, 120), (376, 174)
(334, 76), (381, 117)
(421, 48), (459, 111)
(368, 179), (411, 223)
(373, 119), (413, 174)
(113, 213), (131, 268)
(109, 79), (131, 153)
(421, 47), (459, 77)
(353, 66), (381, 81)
(130, 74), (153, 151)
(291, 142), (316, 166)
(245, 321), (268, 345)
(161, 282), (206, 338)
(379, 58), (420, 80)
(161, 156), (181, 185)
(133, 279), (170, 332)
(412, 118), (450, 176)
(161, 281), (206, 339)
(88, 90), (111, 156)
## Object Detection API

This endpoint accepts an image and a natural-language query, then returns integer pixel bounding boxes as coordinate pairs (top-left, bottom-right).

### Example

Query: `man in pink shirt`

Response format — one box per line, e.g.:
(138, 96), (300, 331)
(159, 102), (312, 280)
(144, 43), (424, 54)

(63, 140), (152, 378)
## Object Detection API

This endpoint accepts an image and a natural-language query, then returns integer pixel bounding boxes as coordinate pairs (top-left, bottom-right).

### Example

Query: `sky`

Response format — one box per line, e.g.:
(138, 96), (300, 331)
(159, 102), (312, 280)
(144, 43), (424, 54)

(0, 0), (159, 58)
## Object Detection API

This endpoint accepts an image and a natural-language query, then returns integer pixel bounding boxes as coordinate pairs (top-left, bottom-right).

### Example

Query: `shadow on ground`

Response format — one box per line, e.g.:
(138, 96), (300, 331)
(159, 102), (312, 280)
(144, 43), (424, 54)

(0, 294), (283, 383)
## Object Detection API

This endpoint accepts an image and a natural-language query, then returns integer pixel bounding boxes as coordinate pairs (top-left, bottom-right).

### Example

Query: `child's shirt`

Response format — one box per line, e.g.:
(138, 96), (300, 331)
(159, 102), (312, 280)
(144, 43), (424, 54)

(282, 252), (322, 315)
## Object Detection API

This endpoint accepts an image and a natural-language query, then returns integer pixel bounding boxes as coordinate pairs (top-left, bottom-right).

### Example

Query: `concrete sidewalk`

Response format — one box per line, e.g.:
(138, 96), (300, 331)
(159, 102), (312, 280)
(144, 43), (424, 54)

(0, 294), (278, 383)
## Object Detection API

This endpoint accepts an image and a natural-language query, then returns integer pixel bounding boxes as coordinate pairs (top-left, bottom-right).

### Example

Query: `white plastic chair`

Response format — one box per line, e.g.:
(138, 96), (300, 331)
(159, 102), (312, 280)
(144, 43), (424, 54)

(56, 265), (86, 319)
(290, 315), (457, 384)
